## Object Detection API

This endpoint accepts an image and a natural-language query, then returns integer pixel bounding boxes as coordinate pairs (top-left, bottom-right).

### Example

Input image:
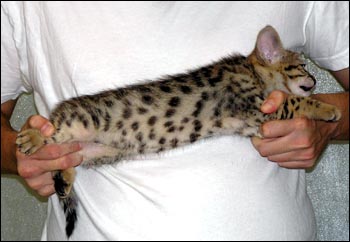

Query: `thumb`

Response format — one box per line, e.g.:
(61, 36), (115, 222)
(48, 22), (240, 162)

(27, 115), (55, 137)
(261, 90), (288, 114)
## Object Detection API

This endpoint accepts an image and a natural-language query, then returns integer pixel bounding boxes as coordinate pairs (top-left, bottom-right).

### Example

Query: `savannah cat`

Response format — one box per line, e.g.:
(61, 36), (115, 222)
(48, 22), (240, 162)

(16, 26), (341, 237)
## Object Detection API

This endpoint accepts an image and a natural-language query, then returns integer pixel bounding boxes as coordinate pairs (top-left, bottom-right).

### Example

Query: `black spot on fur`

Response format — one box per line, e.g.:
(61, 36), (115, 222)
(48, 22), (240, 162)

(165, 108), (176, 118)
(136, 132), (143, 142)
(159, 137), (166, 144)
(91, 114), (100, 129)
(149, 131), (156, 140)
(131, 122), (139, 131)
(193, 120), (202, 132)
(66, 120), (72, 127)
(180, 85), (192, 94)
(174, 76), (187, 83)
(168, 97), (181, 107)
(214, 120), (222, 128)
(226, 85), (233, 93)
(116, 121), (124, 129)
(182, 117), (190, 123)
(122, 108), (132, 119)
(208, 77), (222, 87)
(195, 80), (205, 87)
(103, 112), (111, 131)
(283, 101), (289, 119)
(104, 100), (114, 107)
(82, 119), (89, 129)
(192, 100), (203, 117)
(189, 133), (200, 143)
(148, 116), (157, 126)
(142, 95), (154, 105)
(164, 121), (174, 127)
(138, 107), (148, 114)
(167, 126), (176, 133)
(201, 92), (209, 101)
(171, 138), (178, 148)
(159, 85), (172, 93)
(137, 86), (152, 93)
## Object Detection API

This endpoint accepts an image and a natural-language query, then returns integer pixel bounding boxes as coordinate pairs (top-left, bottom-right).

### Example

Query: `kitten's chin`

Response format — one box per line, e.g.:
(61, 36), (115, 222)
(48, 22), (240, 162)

(293, 89), (312, 97)
(289, 83), (314, 97)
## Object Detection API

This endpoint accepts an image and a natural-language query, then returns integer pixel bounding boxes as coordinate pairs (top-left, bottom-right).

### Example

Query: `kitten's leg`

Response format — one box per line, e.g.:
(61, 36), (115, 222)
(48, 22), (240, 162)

(275, 95), (342, 121)
(52, 143), (134, 197)
(79, 142), (128, 166)
(16, 121), (96, 155)
(16, 124), (100, 198)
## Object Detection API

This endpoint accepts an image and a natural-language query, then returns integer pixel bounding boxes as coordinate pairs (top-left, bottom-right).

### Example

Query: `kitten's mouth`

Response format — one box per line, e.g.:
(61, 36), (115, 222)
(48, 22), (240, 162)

(299, 77), (316, 92)
(299, 85), (314, 92)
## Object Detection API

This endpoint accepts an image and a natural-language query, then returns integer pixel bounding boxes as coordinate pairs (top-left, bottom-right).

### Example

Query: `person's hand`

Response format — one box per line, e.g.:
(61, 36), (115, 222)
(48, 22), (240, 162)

(251, 91), (334, 169)
(16, 115), (83, 196)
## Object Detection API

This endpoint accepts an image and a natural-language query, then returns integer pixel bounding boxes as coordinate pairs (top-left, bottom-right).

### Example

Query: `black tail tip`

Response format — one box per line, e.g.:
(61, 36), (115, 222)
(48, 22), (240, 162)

(66, 208), (77, 238)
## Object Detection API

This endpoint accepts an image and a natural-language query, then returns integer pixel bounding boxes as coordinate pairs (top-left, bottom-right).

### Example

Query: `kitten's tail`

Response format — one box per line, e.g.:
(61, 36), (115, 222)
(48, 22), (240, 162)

(59, 190), (78, 238)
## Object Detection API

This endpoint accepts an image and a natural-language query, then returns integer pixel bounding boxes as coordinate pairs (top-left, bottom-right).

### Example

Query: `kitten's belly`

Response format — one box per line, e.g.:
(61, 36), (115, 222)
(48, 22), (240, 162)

(49, 135), (316, 240)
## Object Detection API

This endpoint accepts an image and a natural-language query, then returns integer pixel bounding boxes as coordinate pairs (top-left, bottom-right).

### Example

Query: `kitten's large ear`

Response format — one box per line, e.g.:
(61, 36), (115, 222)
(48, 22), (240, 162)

(255, 26), (285, 65)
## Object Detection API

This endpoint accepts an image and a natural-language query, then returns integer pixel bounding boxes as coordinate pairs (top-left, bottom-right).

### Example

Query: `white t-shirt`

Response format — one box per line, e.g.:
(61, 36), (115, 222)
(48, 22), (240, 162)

(1, 2), (348, 241)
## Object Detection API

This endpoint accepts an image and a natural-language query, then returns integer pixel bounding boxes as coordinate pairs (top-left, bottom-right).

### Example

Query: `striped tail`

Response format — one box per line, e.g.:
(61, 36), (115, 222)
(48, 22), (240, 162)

(60, 190), (78, 238)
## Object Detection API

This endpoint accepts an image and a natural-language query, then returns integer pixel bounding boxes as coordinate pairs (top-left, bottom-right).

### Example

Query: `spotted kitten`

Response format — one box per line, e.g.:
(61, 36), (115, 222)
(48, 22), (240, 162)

(16, 26), (341, 237)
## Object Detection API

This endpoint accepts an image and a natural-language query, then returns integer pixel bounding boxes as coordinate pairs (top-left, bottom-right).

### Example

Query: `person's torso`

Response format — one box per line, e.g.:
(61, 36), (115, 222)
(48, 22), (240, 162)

(8, 2), (316, 240)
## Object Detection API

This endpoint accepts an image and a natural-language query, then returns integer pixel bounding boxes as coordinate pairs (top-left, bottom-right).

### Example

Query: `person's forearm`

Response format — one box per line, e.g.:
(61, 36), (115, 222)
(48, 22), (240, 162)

(311, 92), (349, 140)
(1, 113), (18, 174)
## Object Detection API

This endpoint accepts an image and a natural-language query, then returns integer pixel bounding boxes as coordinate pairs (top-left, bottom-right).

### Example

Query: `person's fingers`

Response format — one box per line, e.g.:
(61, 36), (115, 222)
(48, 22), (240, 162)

(264, 147), (316, 163)
(25, 172), (54, 191)
(16, 149), (83, 178)
(29, 142), (82, 160)
(251, 136), (297, 157)
(37, 184), (56, 197)
(252, 118), (316, 158)
(35, 152), (83, 173)
(277, 160), (314, 169)
(259, 119), (296, 138)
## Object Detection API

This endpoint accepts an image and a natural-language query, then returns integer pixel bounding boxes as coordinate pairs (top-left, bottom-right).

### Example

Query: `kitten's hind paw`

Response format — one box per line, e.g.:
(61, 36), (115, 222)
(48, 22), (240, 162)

(16, 129), (46, 155)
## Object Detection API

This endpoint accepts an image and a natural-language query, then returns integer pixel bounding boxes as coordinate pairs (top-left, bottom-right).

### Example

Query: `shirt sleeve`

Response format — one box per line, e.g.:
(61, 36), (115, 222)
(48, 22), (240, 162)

(1, 3), (32, 104)
(304, 1), (349, 71)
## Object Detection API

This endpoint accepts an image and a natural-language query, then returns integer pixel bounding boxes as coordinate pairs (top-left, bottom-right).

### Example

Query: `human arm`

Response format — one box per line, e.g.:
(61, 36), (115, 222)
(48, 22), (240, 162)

(1, 99), (83, 196)
(252, 68), (349, 169)
(1, 99), (18, 173)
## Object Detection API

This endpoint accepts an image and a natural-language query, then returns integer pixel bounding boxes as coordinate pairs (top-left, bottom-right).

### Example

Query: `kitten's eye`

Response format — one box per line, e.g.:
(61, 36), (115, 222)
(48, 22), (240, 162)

(300, 63), (306, 68)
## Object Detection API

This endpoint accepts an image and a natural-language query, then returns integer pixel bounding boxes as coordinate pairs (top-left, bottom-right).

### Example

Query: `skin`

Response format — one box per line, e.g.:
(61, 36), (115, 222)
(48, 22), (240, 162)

(1, 68), (348, 196)
(1, 103), (83, 196)
(252, 68), (349, 168)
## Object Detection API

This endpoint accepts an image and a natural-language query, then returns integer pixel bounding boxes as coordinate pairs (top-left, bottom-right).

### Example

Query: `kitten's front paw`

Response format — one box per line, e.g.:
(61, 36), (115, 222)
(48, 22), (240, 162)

(16, 129), (46, 155)
(317, 104), (342, 122)
(53, 168), (76, 198)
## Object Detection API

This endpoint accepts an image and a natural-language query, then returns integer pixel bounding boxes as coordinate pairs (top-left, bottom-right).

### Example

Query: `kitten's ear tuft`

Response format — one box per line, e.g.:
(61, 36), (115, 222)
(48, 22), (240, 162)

(255, 26), (285, 65)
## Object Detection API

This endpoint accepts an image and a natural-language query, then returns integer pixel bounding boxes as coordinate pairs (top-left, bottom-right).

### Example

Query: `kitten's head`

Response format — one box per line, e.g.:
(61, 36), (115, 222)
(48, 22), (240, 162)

(248, 25), (316, 97)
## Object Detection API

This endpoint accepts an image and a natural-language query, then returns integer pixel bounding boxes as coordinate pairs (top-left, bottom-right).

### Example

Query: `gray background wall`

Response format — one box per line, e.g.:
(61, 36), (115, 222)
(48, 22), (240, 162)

(1, 60), (349, 241)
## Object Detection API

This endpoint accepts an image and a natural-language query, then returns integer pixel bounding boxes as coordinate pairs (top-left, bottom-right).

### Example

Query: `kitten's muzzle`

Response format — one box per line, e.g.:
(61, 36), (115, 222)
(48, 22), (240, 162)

(299, 77), (316, 92)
